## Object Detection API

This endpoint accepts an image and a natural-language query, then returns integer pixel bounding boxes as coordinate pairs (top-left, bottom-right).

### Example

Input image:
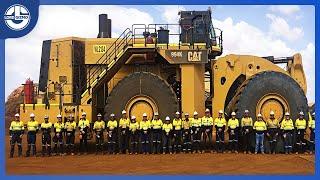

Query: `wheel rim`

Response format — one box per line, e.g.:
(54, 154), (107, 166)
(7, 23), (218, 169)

(256, 93), (289, 121)
(125, 95), (158, 121)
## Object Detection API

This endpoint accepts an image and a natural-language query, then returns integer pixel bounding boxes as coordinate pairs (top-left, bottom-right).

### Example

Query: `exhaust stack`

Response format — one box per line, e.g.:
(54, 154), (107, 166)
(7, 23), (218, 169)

(97, 14), (111, 38)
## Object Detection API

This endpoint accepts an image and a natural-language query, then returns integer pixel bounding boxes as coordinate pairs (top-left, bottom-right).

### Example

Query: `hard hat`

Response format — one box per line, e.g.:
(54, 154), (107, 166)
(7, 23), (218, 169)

(97, 113), (102, 117)
(185, 113), (189, 116)
(285, 112), (290, 116)
(110, 113), (115, 117)
(122, 110), (126, 114)
(165, 116), (170, 121)
(15, 113), (20, 117)
(218, 110), (223, 114)
(44, 115), (49, 119)
(244, 110), (249, 113)
(312, 112), (315, 116)
(205, 108), (210, 112)
(30, 113), (35, 118)
(299, 111), (304, 116)
(82, 112), (87, 116)
(131, 116), (136, 119)
(193, 111), (198, 115)
(57, 114), (62, 118)
(231, 112), (236, 116)
(175, 111), (180, 115)
(270, 111), (275, 115)
(69, 114), (74, 118)
(257, 114), (262, 118)
(143, 113), (147, 117)
(154, 112), (159, 116)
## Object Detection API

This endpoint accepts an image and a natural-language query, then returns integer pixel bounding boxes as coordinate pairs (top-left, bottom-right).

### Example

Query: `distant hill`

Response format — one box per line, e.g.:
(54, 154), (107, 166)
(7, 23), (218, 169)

(5, 86), (24, 130)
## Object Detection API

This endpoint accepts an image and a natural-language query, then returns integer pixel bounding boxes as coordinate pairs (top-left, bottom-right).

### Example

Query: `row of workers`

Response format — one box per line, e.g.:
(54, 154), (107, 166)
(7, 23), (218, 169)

(9, 109), (315, 157)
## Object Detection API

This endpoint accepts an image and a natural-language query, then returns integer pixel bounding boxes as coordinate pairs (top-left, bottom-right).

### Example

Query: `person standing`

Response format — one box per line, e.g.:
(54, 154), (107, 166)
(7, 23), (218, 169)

(191, 111), (202, 153)
(65, 115), (77, 155)
(214, 110), (227, 153)
(119, 110), (130, 154)
(53, 114), (65, 156)
(201, 109), (214, 153)
(295, 111), (307, 154)
(241, 110), (253, 154)
(78, 112), (90, 155)
(107, 113), (118, 154)
(281, 112), (294, 154)
(172, 111), (183, 153)
(266, 111), (280, 154)
(9, 113), (24, 158)
(41, 115), (52, 156)
(93, 113), (105, 155)
(253, 114), (267, 154)
(129, 116), (140, 154)
(228, 112), (239, 153)
(162, 116), (173, 154)
(182, 113), (192, 153)
(151, 112), (163, 154)
(309, 112), (315, 154)
(140, 113), (151, 154)
(26, 113), (39, 157)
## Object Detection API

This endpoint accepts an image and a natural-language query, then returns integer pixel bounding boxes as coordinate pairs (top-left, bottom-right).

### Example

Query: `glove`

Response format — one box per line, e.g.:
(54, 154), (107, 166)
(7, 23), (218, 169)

(67, 133), (71, 136)
(218, 128), (222, 132)
(283, 134), (286, 138)
(245, 129), (249, 133)
(231, 130), (234, 135)
(191, 130), (193, 134)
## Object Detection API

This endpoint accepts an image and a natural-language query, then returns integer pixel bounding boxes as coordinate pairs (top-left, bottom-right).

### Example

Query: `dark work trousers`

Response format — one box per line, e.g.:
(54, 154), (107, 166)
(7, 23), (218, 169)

(283, 130), (293, 153)
(66, 131), (75, 154)
(173, 130), (183, 153)
(192, 127), (201, 152)
(119, 128), (129, 154)
(130, 131), (139, 154)
(10, 132), (23, 157)
(42, 132), (51, 156)
(162, 132), (172, 153)
(310, 128), (315, 152)
(228, 128), (238, 152)
(242, 126), (252, 153)
(183, 129), (192, 153)
(202, 127), (213, 152)
(141, 130), (150, 153)
(26, 131), (37, 156)
(79, 130), (88, 154)
(95, 131), (104, 154)
(216, 127), (225, 153)
(152, 129), (162, 154)
(296, 129), (306, 153)
(266, 128), (278, 154)
(107, 130), (117, 154)
(53, 132), (64, 155)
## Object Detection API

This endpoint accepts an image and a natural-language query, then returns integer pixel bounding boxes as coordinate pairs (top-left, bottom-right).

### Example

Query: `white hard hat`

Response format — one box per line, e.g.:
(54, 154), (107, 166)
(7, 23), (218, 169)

(285, 112), (290, 116)
(15, 113), (20, 117)
(143, 113), (147, 117)
(205, 108), (210, 112)
(193, 111), (198, 115)
(131, 116), (136, 119)
(175, 111), (180, 115)
(154, 112), (159, 116)
(97, 113), (102, 117)
(231, 112), (236, 116)
(312, 112), (315, 116)
(165, 116), (170, 121)
(244, 110), (249, 113)
(270, 111), (275, 115)
(257, 114), (262, 117)
(30, 113), (35, 118)
(57, 114), (62, 118)
(110, 113), (115, 117)
(44, 115), (49, 119)
(185, 113), (189, 116)
(122, 110), (126, 114)
(299, 111), (304, 116)
(219, 110), (223, 114)
(82, 112), (87, 116)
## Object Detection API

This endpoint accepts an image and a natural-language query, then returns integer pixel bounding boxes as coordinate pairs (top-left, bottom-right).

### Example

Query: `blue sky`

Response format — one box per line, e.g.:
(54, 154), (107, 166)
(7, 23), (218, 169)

(5, 5), (315, 103)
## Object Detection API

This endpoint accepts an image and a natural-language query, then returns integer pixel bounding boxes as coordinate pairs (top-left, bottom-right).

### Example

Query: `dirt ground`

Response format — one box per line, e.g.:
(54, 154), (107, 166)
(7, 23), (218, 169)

(5, 135), (315, 175)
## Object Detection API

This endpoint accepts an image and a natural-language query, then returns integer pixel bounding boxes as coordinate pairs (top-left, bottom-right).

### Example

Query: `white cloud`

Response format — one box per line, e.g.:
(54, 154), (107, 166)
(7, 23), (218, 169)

(269, 5), (300, 16)
(266, 13), (304, 41)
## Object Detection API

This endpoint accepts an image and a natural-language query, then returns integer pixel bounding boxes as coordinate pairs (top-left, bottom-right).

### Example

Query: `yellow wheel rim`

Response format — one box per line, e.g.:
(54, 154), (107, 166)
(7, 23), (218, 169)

(256, 93), (289, 121)
(125, 95), (158, 121)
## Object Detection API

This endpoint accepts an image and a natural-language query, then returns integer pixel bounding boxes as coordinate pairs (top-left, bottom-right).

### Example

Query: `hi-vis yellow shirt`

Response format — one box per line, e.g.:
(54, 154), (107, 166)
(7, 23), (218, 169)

(78, 119), (90, 130)
(295, 119), (307, 129)
(266, 118), (280, 128)
(93, 121), (105, 131)
(107, 120), (118, 130)
(309, 119), (315, 129)
(228, 118), (239, 129)
(10, 121), (24, 131)
(27, 121), (39, 132)
(281, 119), (294, 130)
(41, 122), (52, 129)
(241, 117), (253, 127)
(253, 121), (267, 131)
(129, 122), (139, 132)
(152, 119), (163, 129)
(191, 118), (202, 127)
(182, 119), (191, 130)
(65, 121), (77, 132)
(119, 118), (130, 129)
(140, 120), (151, 131)
(54, 122), (64, 133)
(163, 123), (173, 133)
(202, 116), (214, 126)
(173, 118), (182, 130)
(214, 118), (227, 128)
